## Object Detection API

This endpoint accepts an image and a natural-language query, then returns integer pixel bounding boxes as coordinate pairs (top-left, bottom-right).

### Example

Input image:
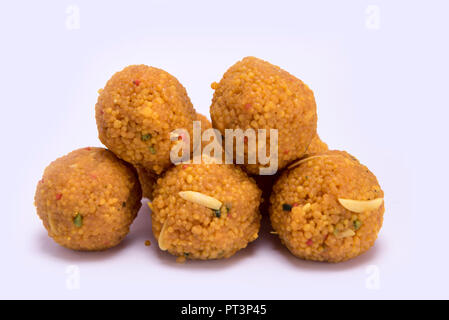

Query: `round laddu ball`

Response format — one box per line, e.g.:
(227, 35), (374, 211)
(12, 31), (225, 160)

(151, 162), (262, 261)
(269, 150), (384, 262)
(34, 147), (142, 251)
(95, 65), (196, 174)
(135, 166), (157, 200)
(210, 56), (317, 174)
(305, 134), (328, 155)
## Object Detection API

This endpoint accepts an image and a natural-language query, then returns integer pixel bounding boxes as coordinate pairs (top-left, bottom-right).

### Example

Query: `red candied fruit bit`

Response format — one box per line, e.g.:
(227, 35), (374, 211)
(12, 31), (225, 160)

(177, 132), (187, 141)
(182, 164), (189, 169)
(284, 149), (289, 155)
(293, 203), (299, 207)
(244, 103), (252, 110)
(55, 193), (62, 200)
(133, 80), (140, 86)
(89, 173), (97, 179)
(85, 147), (91, 151)
(306, 239), (313, 246)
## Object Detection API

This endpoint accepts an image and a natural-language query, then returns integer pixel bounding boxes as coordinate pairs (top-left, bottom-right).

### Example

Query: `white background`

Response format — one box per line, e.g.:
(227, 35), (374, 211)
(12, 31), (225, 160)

(1, 0), (448, 299)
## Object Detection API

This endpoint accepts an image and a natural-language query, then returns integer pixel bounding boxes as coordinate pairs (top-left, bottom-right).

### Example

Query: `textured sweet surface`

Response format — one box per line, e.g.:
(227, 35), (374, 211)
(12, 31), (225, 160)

(34, 147), (141, 251)
(210, 56), (317, 174)
(135, 165), (157, 200)
(196, 112), (212, 130)
(269, 150), (384, 262)
(95, 64), (196, 174)
(305, 134), (329, 154)
(151, 163), (262, 262)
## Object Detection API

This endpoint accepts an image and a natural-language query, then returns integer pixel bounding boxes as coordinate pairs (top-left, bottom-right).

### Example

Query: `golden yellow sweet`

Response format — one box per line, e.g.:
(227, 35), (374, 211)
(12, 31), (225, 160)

(34, 147), (141, 251)
(210, 56), (317, 174)
(151, 162), (261, 262)
(269, 150), (384, 262)
(96, 65), (196, 174)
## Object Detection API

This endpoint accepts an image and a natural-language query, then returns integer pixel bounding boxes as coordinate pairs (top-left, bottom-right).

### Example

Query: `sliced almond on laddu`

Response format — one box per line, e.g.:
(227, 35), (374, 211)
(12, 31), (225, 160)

(338, 198), (384, 213)
(178, 191), (222, 210)
(335, 229), (356, 239)
(288, 155), (336, 170)
(158, 221), (169, 251)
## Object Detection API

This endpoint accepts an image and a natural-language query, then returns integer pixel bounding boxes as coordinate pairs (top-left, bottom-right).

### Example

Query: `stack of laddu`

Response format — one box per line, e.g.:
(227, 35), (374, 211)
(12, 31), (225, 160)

(34, 57), (385, 263)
